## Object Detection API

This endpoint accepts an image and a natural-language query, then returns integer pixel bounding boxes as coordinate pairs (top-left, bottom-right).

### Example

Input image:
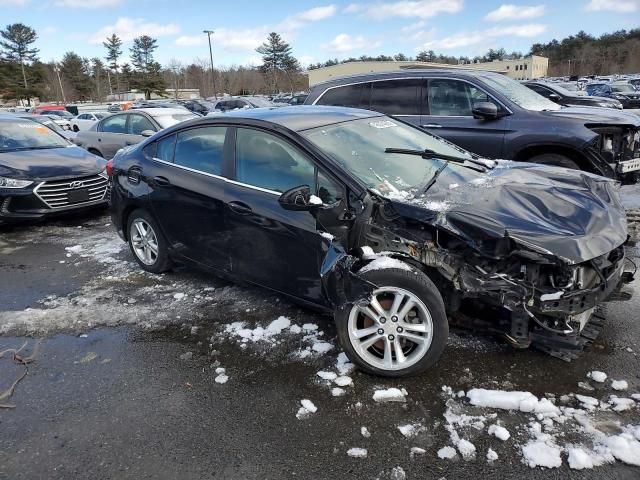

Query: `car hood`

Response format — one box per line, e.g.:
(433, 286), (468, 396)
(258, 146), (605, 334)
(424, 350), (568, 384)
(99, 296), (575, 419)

(0, 145), (106, 181)
(541, 106), (640, 126)
(386, 162), (627, 264)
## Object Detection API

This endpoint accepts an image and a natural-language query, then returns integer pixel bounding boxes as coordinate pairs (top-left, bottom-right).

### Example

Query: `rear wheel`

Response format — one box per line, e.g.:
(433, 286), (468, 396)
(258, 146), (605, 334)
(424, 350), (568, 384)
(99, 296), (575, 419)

(88, 148), (103, 158)
(529, 153), (580, 170)
(127, 209), (172, 273)
(335, 264), (448, 377)
(72, 125), (79, 132)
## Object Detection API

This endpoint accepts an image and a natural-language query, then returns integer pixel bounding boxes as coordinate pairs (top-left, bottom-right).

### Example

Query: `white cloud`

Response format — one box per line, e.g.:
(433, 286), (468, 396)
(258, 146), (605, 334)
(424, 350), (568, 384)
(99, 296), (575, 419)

(0, 0), (29, 6)
(422, 23), (547, 49)
(347, 0), (463, 19)
(90, 17), (180, 44)
(586, 0), (640, 12)
(298, 55), (317, 66)
(42, 26), (58, 35)
(175, 5), (335, 53)
(401, 20), (427, 32)
(323, 33), (381, 53)
(485, 4), (546, 21)
(55, 0), (123, 7)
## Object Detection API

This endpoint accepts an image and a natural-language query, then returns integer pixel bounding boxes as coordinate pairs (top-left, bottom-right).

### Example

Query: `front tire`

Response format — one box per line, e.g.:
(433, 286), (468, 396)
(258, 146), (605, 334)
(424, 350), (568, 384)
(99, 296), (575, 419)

(335, 264), (448, 377)
(127, 209), (172, 273)
(72, 125), (79, 132)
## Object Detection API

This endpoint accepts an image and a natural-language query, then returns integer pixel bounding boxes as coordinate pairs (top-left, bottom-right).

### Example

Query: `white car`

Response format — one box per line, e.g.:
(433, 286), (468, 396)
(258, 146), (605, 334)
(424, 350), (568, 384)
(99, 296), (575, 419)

(71, 112), (109, 132)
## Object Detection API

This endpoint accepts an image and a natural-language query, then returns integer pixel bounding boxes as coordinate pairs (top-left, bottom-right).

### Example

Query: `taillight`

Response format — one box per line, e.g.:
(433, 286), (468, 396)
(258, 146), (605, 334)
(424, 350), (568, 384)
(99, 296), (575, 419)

(106, 159), (113, 177)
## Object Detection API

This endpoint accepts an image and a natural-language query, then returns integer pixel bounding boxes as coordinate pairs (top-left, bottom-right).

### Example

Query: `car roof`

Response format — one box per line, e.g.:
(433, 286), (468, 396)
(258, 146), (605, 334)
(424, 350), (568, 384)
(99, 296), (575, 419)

(125, 107), (190, 116)
(215, 105), (383, 131)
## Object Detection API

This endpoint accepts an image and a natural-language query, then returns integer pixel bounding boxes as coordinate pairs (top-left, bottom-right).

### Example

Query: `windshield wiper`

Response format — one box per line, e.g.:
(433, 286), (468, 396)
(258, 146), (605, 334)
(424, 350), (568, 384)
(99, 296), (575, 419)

(384, 148), (489, 172)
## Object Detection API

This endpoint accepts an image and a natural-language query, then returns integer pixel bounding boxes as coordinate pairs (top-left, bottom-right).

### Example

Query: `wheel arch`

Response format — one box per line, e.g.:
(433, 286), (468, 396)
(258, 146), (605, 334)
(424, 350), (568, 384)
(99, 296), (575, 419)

(513, 144), (596, 173)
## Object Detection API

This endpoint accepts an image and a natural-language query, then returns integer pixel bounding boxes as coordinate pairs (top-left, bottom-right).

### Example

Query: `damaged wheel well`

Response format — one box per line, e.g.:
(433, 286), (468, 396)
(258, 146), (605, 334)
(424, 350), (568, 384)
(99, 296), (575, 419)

(514, 145), (595, 173)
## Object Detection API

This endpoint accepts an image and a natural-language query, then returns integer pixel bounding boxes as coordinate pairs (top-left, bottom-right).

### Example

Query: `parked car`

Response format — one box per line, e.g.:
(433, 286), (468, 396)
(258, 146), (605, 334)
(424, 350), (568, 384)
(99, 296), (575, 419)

(74, 108), (198, 159)
(305, 70), (640, 183)
(107, 104), (122, 112)
(0, 115), (108, 224)
(629, 78), (640, 90)
(109, 106), (632, 376)
(30, 104), (67, 115)
(39, 109), (74, 119)
(524, 81), (623, 109)
(71, 111), (109, 132)
(289, 94), (308, 105)
(587, 83), (640, 109)
(208, 96), (275, 112)
(174, 99), (216, 115)
(19, 114), (76, 140)
(39, 113), (72, 131)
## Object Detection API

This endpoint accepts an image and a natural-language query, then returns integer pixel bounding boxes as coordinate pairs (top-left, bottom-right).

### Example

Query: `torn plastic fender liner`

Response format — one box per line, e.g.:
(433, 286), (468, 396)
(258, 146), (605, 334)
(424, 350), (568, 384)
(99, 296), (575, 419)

(320, 240), (377, 307)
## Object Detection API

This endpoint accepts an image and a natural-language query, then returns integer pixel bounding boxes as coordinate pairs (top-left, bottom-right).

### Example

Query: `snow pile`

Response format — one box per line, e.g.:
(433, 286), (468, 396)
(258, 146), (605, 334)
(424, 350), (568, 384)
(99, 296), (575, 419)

(373, 388), (407, 403)
(588, 371), (608, 383)
(611, 380), (628, 391)
(65, 245), (83, 254)
(359, 256), (412, 273)
(567, 447), (594, 470)
(488, 424), (510, 441)
(214, 367), (229, 384)
(467, 389), (560, 416)
(346, 447), (367, 458)
(317, 371), (337, 381)
(606, 433), (640, 466)
(437, 446), (457, 459)
(224, 316), (292, 343)
(334, 376), (353, 387)
(336, 352), (355, 375)
(296, 399), (318, 419)
(521, 440), (562, 468)
(486, 448), (498, 462)
(410, 447), (426, 457)
(331, 387), (346, 397)
(609, 396), (635, 412)
(361, 426), (371, 438)
(397, 423), (425, 438)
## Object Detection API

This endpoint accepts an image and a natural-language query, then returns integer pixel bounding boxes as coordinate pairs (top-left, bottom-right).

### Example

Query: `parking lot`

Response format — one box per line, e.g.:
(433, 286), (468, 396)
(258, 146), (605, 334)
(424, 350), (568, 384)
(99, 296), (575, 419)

(1, 192), (639, 479)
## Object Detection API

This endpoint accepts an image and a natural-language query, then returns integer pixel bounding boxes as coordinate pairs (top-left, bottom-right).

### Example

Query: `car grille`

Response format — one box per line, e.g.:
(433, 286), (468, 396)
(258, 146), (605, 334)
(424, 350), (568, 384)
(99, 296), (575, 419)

(34, 174), (109, 209)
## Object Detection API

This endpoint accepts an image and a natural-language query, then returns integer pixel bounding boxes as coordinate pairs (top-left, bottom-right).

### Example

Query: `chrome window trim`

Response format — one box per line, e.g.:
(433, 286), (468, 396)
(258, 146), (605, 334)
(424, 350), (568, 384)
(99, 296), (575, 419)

(312, 75), (513, 116)
(150, 157), (281, 196)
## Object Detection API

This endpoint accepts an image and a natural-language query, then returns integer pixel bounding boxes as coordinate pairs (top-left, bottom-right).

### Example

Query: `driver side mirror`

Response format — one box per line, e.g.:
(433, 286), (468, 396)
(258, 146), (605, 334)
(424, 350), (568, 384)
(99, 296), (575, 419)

(548, 93), (561, 103)
(472, 102), (499, 120)
(278, 185), (321, 211)
(141, 130), (155, 137)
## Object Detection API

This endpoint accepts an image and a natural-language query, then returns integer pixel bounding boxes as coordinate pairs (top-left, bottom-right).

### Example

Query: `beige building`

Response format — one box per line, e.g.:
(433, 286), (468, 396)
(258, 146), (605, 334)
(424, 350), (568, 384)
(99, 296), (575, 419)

(307, 56), (548, 86)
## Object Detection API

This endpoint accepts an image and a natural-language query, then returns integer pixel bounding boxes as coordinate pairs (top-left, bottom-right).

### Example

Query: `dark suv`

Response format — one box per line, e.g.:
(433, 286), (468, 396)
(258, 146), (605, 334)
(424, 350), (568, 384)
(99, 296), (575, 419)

(587, 83), (640, 109)
(305, 70), (640, 183)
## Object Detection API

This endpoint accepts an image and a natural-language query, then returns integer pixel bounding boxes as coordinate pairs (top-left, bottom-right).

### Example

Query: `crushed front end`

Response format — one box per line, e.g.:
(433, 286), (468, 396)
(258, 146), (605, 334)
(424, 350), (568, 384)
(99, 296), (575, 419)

(587, 125), (640, 184)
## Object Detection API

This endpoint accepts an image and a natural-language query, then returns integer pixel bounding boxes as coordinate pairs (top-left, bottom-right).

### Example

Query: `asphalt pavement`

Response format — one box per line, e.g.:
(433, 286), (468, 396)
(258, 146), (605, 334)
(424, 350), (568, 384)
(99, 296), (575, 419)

(0, 198), (639, 479)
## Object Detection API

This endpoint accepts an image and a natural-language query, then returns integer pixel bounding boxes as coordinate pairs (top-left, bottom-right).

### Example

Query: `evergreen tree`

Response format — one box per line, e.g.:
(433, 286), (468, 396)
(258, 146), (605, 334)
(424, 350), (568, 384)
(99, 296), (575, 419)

(0, 23), (38, 101)
(60, 52), (92, 100)
(103, 33), (122, 94)
(256, 32), (299, 93)
(130, 35), (166, 99)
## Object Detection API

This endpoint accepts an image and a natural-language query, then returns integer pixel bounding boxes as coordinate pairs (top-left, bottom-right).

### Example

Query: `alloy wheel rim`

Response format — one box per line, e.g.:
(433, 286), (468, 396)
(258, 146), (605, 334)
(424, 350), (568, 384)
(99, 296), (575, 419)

(347, 286), (433, 371)
(131, 219), (159, 266)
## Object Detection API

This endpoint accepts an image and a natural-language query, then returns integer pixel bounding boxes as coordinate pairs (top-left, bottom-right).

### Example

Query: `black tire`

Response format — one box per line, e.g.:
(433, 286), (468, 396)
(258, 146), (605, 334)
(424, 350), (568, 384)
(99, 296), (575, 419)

(72, 125), (79, 132)
(88, 148), (104, 158)
(335, 264), (448, 377)
(528, 153), (580, 170)
(126, 209), (172, 273)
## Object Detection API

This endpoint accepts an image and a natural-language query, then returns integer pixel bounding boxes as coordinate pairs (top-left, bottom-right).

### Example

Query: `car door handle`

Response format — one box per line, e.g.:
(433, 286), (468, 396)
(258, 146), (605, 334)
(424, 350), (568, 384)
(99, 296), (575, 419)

(228, 201), (252, 215)
(153, 176), (170, 187)
(421, 123), (442, 128)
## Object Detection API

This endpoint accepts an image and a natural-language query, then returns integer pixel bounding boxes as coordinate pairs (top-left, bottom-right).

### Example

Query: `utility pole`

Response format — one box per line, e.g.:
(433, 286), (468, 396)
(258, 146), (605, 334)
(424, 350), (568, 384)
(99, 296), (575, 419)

(203, 30), (218, 99)
(54, 63), (66, 104)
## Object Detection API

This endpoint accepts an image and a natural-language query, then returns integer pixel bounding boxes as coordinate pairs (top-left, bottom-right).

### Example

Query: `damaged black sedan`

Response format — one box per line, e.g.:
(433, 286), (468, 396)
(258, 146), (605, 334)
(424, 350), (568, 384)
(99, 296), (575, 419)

(109, 106), (633, 377)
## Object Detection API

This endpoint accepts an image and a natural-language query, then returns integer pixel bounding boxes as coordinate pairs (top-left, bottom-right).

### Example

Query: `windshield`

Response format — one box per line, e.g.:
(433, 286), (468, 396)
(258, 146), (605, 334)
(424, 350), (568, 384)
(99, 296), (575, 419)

(0, 119), (69, 152)
(302, 116), (478, 195)
(247, 97), (273, 107)
(30, 117), (66, 134)
(558, 83), (579, 92)
(480, 74), (561, 111)
(152, 113), (199, 128)
(94, 113), (108, 119)
(612, 84), (635, 93)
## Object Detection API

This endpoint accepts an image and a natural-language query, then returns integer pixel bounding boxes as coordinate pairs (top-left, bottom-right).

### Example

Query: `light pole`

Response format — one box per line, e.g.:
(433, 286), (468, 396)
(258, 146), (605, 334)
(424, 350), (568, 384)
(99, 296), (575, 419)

(203, 30), (218, 99)
(53, 63), (66, 104)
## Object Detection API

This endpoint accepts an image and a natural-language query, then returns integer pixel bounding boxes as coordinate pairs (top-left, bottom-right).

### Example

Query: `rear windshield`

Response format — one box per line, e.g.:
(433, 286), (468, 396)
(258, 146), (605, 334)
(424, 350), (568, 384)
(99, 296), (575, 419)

(0, 119), (69, 152)
(612, 84), (635, 93)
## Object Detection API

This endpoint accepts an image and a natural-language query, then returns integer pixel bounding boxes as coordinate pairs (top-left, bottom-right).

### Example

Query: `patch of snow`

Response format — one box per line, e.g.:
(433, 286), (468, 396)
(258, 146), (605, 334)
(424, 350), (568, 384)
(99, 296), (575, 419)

(215, 374), (228, 384)
(215, 367), (225, 374)
(373, 388), (407, 403)
(65, 245), (83, 254)
(588, 371), (607, 383)
(457, 439), (476, 460)
(467, 389), (559, 415)
(568, 447), (594, 470)
(611, 380), (628, 391)
(317, 371), (337, 381)
(488, 424), (510, 441)
(265, 316), (291, 334)
(609, 396), (635, 412)
(398, 423), (424, 438)
(437, 446), (457, 459)
(319, 231), (334, 241)
(486, 448), (498, 462)
(309, 195), (323, 205)
(359, 256), (412, 273)
(302, 323), (318, 332)
(361, 426), (371, 438)
(360, 245), (375, 258)
(331, 387), (346, 397)
(300, 399), (317, 413)
(606, 434), (640, 466)
(521, 440), (562, 468)
(576, 394), (599, 410)
(346, 447), (367, 458)
(312, 341), (333, 354)
(334, 376), (352, 387)
(410, 447), (426, 457)
(336, 352), (355, 375)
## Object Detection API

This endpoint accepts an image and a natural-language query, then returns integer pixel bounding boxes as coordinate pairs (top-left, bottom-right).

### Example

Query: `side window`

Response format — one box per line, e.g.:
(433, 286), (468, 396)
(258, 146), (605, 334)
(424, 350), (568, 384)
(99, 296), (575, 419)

(317, 170), (343, 205)
(129, 114), (156, 135)
(100, 114), (127, 133)
(426, 80), (498, 116)
(156, 134), (176, 162)
(316, 83), (371, 109)
(370, 79), (421, 115)
(173, 127), (226, 175)
(236, 128), (315, 193)
(77, 114), (87, 120)
(529, 85), (552, 98)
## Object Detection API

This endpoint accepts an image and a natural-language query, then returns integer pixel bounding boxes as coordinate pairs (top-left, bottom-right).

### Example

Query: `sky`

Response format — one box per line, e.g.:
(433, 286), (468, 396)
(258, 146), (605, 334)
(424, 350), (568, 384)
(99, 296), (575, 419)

(2, 0), (639, 68)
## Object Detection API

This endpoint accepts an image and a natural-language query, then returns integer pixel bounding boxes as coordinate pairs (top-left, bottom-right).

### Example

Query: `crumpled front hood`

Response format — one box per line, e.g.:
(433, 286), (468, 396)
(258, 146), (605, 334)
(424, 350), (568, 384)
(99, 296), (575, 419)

(387, 162), (628, 264)
(0, 146), (105, 181)
(541, 106), (640, 126)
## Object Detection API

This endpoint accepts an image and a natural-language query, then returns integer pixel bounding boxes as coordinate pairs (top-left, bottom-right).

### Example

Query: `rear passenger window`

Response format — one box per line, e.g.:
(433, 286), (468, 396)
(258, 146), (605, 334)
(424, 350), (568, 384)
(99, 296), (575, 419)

(370, 79), (421, 115)
(317, 83), (371, 109)
(236, 128), (315, 193)
(173, 127), (226, 175)
(156, 134), (176, 162)
(100, 114), (127, 133)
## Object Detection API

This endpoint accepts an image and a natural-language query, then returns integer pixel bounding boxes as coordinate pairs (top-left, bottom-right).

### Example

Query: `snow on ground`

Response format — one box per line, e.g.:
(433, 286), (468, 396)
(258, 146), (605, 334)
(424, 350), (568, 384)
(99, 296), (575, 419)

(437, 446), (457, 459)
(486, 448), (498, 462)
(346, 447), (368, 458)
(488, 424), (510, 441)
(611, 380), (629, 391)
(373, 388), (408, 403)
(296, 399), (318, 419)
(397, 423), (425, 438)
(522, 440), (562, 468)
(588, 371), (608, 383)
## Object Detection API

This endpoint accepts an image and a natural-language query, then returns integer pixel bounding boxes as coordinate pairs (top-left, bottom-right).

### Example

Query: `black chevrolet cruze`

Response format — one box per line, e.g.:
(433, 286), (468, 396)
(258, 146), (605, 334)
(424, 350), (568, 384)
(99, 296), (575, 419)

(0, 115), (108, 224)
(110, 106), (631, 376)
